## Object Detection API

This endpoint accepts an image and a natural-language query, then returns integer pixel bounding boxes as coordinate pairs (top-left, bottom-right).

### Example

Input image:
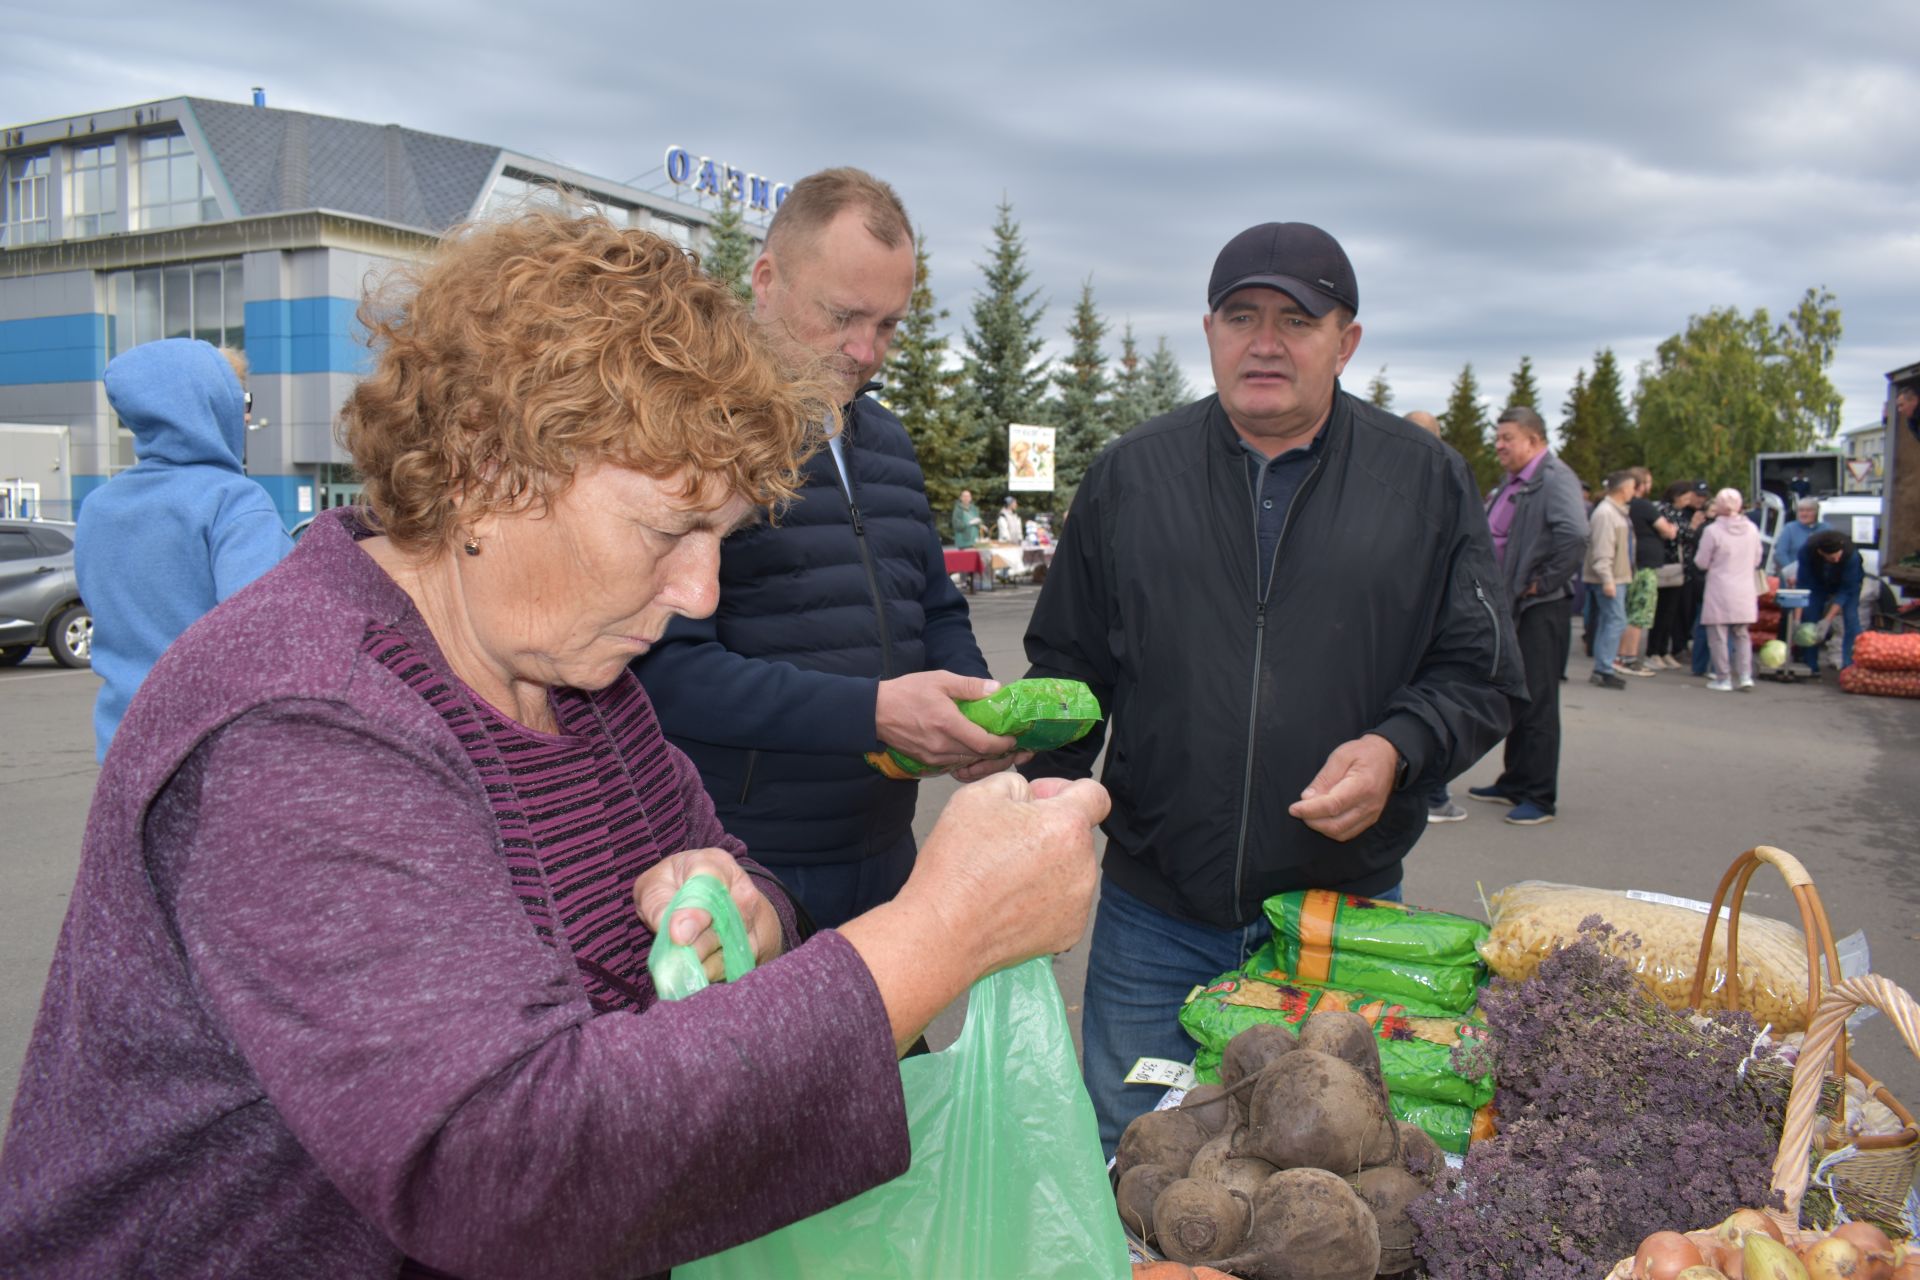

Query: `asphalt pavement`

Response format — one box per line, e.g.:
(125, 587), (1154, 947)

(4, 586), (1918, 1138)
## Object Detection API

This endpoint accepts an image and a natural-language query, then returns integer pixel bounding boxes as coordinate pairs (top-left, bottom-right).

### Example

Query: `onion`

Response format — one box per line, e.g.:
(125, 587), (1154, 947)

(1829, 1223), (1897, 1280)
(1709, 1210), (1787, 1249)
(1800, 1236), (1865, 1280)
(1676, 1269), (1733, 1280)
(1636, 1231), (1707, 1280)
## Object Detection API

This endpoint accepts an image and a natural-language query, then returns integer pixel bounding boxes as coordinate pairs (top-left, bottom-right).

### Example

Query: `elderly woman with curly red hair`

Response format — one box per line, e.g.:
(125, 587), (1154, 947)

(0, 211), (1106, 1277)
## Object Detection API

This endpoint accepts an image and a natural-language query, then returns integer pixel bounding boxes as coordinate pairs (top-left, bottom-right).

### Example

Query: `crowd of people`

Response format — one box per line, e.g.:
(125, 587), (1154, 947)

(0, 161), (1882, 1275)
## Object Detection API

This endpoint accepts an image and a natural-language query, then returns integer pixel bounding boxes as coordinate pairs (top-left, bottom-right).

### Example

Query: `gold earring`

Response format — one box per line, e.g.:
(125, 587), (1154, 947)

(464, 536), (481, 557)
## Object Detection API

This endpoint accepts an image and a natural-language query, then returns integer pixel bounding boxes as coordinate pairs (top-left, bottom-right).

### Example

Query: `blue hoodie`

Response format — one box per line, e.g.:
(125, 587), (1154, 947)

(75, 339), (292, 761)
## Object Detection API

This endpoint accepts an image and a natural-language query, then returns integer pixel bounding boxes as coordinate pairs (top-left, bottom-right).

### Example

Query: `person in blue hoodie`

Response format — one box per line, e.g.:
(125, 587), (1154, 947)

(75, 338), (292, 761)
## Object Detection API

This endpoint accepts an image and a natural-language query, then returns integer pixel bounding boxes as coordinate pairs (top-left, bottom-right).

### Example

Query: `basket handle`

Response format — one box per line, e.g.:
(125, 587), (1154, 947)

(1767, 974), (1920, 1232)
(1689, 846), (1847, 1079)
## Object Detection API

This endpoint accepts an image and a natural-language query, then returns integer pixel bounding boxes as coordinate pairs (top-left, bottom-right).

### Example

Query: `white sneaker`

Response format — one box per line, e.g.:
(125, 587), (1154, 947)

(1707, 678), (1733, 692)
(1736, 677), (1755, 691)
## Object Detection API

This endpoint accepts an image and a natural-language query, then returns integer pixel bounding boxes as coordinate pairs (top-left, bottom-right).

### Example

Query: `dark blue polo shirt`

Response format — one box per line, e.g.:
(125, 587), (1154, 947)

(1242, 424), (1328, 587)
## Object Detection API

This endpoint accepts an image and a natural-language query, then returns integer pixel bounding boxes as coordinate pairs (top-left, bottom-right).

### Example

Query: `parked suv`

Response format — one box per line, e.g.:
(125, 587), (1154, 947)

(0, 519), (91, 667)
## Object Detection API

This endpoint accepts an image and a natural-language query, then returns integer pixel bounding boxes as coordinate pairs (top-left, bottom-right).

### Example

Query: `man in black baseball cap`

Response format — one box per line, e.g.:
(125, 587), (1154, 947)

(1020, 216), (1523, 1156)
(1202, 222), (1364, 460)
(1206, 221), (1359, 317)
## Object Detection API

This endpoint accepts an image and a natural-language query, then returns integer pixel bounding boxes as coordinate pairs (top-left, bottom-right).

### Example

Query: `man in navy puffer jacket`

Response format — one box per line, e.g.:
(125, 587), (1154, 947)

(636, 168), (1015, 928)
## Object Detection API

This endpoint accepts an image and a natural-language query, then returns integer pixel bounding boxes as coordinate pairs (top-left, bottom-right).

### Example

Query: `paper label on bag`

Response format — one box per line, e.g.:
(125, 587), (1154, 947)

(1124, 1057), (1196, 1090)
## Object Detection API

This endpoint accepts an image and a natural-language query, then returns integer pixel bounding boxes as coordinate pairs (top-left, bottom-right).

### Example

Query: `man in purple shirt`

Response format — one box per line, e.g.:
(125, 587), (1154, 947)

(1466, 406), (1588, 825)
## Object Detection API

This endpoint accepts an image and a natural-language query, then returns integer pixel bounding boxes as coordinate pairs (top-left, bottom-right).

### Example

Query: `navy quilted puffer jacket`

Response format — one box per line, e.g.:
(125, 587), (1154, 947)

(633, 390), (988, 866)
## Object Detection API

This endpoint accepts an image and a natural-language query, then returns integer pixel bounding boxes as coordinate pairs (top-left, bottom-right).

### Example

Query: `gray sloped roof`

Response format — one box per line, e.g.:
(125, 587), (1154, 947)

(186, 98), (499, 232)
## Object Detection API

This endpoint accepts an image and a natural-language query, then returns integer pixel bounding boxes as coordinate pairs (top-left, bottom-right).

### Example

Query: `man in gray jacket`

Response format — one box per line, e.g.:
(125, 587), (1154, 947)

(1465, 406), (1587, 825)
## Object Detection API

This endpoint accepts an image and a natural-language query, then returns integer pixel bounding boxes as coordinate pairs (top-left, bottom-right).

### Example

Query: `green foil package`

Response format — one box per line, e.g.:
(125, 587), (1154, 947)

(1179, 966), (1494, 1111)
(1264, 890), (1488, 1012)
(864, 678), (1100, 779)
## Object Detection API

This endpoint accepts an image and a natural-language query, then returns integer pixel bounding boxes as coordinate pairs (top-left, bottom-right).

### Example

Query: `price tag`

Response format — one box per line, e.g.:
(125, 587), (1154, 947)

(1123, 1057), (1196, 1090)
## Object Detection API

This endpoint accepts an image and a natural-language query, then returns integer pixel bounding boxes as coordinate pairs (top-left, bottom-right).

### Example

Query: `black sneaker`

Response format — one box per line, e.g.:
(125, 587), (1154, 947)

(1589, 671), (1627, 690)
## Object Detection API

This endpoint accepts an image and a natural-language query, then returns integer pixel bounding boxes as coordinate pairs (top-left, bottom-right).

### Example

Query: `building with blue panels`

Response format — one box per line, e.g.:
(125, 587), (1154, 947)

(0, 96), (762, 524)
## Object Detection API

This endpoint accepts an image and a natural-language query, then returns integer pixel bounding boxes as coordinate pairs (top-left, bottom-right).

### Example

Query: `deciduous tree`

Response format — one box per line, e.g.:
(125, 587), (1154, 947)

(1633, 287), (1843, 493)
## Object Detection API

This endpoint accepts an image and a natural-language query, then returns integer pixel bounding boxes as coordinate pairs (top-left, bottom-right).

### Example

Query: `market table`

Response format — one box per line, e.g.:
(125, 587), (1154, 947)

(942, 548), (989, 592)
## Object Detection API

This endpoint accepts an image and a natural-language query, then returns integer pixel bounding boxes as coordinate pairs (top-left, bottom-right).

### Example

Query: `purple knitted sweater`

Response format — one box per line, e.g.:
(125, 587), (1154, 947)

(0, 510), (910, 1278)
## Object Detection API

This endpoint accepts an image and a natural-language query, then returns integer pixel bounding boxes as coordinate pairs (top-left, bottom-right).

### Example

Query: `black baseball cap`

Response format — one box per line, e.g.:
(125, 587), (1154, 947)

(1208, 222), (1358, 317)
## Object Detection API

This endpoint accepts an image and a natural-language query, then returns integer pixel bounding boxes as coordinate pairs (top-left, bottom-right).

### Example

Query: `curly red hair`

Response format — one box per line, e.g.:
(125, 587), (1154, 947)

(341, 209), (832, 555)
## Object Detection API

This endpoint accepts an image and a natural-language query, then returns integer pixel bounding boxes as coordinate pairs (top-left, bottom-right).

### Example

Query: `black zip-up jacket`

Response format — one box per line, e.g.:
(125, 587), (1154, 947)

(1022, 388), (1525, 929)
(634, 391), (988, 866)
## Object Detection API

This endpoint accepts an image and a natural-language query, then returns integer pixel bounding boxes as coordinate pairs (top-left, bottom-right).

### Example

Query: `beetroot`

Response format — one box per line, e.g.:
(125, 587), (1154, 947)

(1236, 1049), (1396, 1175)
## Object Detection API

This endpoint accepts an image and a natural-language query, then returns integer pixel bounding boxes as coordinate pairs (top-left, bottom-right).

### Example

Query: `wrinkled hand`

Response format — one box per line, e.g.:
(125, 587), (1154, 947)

(875, 670), (1018, 767)
(1288, 733), (1399, 842)
(948, 750), (1036, 783)
(633, 847), (785, 981)
(908, 772), (1109, 971)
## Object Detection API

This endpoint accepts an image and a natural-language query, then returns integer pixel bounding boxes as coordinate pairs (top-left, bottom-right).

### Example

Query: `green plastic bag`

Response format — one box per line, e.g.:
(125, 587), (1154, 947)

(677, 958), (1130, 1279)
(866, 678), (1101, 779)
(646, 874), (756, 1001)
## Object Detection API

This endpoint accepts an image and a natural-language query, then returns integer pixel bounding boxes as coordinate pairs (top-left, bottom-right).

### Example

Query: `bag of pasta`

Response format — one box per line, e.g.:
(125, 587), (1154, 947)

(1479, 880), (1814, 1032)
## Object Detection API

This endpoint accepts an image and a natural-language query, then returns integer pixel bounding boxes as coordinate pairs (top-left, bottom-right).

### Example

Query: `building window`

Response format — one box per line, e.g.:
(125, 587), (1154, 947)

(65, 142), (120, 238)
(107, 258), (244, 358)
(480, 169), (641, 226)
(133, 132), (217, 230)
(2, 152), (52, 246)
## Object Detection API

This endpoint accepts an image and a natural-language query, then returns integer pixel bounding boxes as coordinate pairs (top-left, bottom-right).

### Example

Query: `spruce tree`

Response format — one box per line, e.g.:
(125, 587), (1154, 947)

(883, 233), (978, 526)
(1506, 355), (1541, 414)
(1586, 348), (1637, 475)
(1111, 323), (1147, 433)
(1440, 363), (1498, 492)
(1141, 337), (1192, 418)
(1557, 367), (1604, 490)
(1048, 278), (1114, 506)
(1366, 366), (1394, 410)
(960, 199), (1049, 496)
(702, 191), (756, 304)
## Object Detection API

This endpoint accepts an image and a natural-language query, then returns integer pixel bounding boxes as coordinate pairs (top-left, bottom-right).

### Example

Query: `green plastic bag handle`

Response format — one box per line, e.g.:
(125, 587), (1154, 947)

(647, 873), (757, 1001)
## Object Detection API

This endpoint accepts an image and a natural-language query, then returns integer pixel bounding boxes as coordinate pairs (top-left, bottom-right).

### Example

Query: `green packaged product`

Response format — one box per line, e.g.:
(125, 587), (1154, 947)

(1266, 890), (1489, 966)
(1179, 969), (1493, 1110)
(864, 678), (1100, 779)
(1390, 1093), (1494, 1156)
(1265, 890), (1488, 1012)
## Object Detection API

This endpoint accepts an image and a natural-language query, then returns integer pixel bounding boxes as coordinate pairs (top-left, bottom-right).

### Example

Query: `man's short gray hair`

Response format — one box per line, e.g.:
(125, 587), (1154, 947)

(1495, 405), (1547, 441)
(1796, 496), (1821, 511)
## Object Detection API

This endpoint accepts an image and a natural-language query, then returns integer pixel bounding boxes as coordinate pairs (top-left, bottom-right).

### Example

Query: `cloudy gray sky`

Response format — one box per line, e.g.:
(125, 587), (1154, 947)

(10, 1), (1919, 439)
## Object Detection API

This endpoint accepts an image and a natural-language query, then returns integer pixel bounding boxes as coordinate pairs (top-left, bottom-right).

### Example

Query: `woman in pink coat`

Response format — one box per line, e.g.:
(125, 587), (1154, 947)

(1692, 486), (1764, 691)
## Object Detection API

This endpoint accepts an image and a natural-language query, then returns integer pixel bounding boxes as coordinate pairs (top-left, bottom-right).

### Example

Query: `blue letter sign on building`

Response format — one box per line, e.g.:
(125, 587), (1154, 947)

(663, 144), (785, 214)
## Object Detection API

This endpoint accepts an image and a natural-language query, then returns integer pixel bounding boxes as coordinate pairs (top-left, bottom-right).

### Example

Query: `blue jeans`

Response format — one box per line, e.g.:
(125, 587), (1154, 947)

(1591, 587), (1627, 675)
(1692, 616), (1711, 675)
(1080, 876), (1401, 1158)
(756, 830), (916, 932)
(1801, 592), (1861, 672)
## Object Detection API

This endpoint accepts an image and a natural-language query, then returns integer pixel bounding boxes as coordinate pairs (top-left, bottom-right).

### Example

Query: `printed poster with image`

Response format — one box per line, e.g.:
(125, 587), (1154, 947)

(1007, 423), (1056, 492)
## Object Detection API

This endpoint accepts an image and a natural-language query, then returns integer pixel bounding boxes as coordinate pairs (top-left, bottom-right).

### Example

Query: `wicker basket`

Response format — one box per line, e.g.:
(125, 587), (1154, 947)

(1603, 974), (1919, 1277)
(1689, 847), (1919, 1230)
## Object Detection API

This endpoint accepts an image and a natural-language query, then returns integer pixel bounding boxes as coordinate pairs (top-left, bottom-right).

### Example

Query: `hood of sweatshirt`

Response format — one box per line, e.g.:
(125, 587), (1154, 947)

(104, 338), (248, 470)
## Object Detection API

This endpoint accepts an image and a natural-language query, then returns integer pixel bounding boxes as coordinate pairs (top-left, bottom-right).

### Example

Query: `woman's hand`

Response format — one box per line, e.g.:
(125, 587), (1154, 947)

(633, 848), (786, 980)
(837, 772), (1108, 1051)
